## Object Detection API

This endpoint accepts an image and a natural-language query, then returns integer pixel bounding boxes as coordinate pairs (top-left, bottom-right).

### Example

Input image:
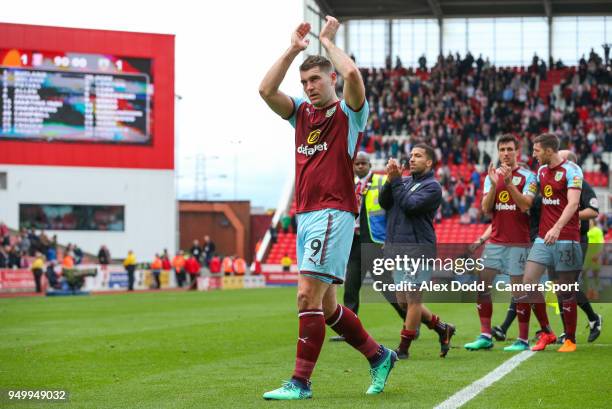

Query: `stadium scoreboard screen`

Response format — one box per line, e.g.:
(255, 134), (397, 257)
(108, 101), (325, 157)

(0, 49), (153, 144)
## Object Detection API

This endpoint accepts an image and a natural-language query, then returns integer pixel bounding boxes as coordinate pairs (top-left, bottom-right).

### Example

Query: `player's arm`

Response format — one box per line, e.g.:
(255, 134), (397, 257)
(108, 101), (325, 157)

(379, 180), (394, 210)
(259, 23), (310, 119)
(319, 16), (365, 111)
(481, 164), (497, 214)
(468, 224), (491, 254)
(391, 181), (441, 214)
(544, 188), (581, 245)
(580, 208), (598, 220)
(579, 183), (599, 220)
(501, 167), (535, 212)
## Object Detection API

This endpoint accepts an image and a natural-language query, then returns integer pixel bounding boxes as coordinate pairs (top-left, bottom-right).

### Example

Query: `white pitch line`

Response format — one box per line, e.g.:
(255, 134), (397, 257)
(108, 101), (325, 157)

(434, 351), (535, 409)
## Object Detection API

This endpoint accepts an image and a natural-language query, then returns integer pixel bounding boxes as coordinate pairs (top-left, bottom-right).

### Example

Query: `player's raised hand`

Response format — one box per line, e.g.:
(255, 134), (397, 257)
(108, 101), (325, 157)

(487, 163), (497, 187)
(500, 164), (512, 185)
(386, 159), (403, 181)
(319, 16), (340, 43)
(291, 22), (311, 52)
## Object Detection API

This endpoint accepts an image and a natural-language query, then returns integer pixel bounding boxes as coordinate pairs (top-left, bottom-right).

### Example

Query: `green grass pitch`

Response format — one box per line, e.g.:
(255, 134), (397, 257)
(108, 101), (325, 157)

(0, 288), (610, 408)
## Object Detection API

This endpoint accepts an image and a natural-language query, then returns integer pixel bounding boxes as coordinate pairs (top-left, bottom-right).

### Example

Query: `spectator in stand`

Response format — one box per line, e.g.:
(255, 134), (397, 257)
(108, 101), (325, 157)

(46, 261), (59, 290)
(269, 223), (278, 244)
(203, 236), (216, 266)
(290, 212), (297, 233)
(31, 252), (45, 293)
(471, 167), (481, 190)
(280, 253), (292, 272)
(0, 245), (7, 268)
(233, 256), (247, 276)
(418, 54), (427, 71)
(150, 254), (162, 289)
(280, 213), (291, 234)
(98, 245), (111, 265)
(0, 222), (9, 246)
(123, 250), (137, 291)
(184, 253), (201, 290)
(172, 250), (186, 287)
(222, 255), (234, 276)
(39, 230), (51, 254)
(18, 230), (30, 255)
(209, 254), (221, 275)
(190, 240), (202, 262)
(62, 251), (75, 269)
(27, 229), (40, 256)
(8, 246), (21, 268)
(161, 249), (172, 273)
(46, 245), (57, 263)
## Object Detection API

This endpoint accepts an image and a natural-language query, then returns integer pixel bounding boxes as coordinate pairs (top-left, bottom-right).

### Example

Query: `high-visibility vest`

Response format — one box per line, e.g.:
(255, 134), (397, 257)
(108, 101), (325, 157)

(233, 258), (246, 275)
(359, 173), (387, 244)
(222, 257), (233, 273)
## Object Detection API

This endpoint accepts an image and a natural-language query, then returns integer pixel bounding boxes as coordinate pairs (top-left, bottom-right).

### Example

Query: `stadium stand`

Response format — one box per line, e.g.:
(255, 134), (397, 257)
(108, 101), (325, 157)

(264, 51), (610, 265)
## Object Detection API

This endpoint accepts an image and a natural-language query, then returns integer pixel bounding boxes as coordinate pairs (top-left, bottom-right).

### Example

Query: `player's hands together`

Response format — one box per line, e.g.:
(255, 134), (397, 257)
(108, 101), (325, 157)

(487, 163), (497, 187)
(544, 225), (561, 245)
(291, 22), (311, 52)
(386, 158), (403, 182)
(319, 16), (340, 44)
(499, 164), (512, 185)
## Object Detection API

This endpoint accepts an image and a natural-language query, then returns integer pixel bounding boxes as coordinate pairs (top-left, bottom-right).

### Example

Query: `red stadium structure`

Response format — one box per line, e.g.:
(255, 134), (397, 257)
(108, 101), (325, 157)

(0, 23), (176, 259)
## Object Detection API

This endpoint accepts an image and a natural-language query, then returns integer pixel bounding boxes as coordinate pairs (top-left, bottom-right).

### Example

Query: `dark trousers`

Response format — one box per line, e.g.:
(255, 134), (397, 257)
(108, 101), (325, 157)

(126, 265), (136, 291)
(33, 269), (43, 293)
(152, 270), (161, 289)
(189, 274), (198, 290)
(175, 269), (186, 287)
(343, 234), (406, 320)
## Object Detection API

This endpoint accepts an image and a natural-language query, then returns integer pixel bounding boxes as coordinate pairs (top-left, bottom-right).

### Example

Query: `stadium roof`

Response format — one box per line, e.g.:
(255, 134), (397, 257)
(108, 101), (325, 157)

(314, 0), (612, 20)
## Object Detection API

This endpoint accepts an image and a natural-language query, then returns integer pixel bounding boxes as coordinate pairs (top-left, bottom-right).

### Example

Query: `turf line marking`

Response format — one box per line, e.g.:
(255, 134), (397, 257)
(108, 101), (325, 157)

(433, 351), (535, 409)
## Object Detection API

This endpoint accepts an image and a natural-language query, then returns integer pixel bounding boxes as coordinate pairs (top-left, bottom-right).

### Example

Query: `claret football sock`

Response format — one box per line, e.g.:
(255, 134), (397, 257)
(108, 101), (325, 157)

(477, 293), (493, 336)
(423, 314), (447, 336)
(532, 302), (552, 333)
(561, 300), (578, 343)
(326, 304), (381, 364)
(292, 309), (325, 385)
(516, 302), (531, 341)
(398, 328), (417, 353)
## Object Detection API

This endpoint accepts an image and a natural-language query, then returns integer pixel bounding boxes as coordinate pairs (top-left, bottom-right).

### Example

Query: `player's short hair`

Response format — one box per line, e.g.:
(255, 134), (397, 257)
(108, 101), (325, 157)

(497, 134), (519, 150)
(300, 55), (333, 73)
(413, 143), (437, 167)
(355, 151), (371, 163)
(534, 133), (560, 152)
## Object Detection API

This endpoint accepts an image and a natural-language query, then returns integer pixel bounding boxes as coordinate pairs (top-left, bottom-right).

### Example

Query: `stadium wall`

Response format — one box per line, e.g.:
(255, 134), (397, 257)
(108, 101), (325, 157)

(0, 164), (176, 259)
(178, 201), (251, 261)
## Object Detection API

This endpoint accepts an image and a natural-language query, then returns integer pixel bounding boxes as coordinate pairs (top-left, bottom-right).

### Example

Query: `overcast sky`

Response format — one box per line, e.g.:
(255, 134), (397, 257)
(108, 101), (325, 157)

(2, 0), (309, 208)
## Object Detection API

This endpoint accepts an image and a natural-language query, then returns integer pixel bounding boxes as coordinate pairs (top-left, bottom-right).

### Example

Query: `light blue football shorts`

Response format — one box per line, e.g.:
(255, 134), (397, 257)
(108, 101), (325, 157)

(296, 209), (354, 284)
(482, 243), (530, 276)
(527, 238), (583, 272)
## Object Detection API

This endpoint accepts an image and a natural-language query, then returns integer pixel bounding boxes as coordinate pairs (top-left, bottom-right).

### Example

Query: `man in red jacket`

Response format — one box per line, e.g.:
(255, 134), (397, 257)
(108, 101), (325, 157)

(184, 254), (201, 290)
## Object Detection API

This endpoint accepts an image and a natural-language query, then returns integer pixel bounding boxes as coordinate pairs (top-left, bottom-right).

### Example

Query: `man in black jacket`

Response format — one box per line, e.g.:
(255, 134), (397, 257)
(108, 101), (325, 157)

(330, 152), (407, 342)
(379, 144), (455, 359)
